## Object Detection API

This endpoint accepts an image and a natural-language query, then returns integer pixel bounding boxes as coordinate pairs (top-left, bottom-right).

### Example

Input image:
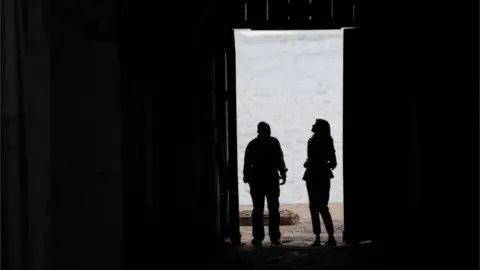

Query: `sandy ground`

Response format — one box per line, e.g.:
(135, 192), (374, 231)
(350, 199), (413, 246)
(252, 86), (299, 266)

(239, 203), (344, 246)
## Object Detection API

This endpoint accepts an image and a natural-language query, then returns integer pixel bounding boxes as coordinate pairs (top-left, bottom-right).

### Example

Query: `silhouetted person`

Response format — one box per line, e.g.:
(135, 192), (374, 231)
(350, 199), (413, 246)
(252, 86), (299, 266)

(243, 122), (288, 248)
(303, 119), (337, 246)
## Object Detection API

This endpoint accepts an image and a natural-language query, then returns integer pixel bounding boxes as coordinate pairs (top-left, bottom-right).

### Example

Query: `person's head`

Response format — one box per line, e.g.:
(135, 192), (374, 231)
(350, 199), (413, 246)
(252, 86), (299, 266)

(311, 119), (331, 136)
(257, 121), (271, 137)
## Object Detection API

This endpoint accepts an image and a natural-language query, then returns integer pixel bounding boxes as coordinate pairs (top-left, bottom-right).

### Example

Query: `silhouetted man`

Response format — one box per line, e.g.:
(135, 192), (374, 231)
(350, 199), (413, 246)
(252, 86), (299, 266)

(243, 122), (288, 248)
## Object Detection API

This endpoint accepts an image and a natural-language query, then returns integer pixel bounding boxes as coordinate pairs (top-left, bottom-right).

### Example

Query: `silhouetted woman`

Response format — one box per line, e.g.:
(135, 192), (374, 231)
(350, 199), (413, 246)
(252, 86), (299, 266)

(303, 119), (337, 246)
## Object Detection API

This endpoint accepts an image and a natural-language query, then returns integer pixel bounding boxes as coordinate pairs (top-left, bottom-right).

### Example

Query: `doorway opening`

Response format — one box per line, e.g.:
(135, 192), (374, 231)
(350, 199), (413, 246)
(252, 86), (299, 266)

(234, 29), (344, 247)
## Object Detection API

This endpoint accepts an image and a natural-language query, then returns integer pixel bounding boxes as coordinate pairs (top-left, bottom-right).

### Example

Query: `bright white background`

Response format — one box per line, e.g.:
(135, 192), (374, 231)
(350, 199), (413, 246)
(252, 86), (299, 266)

(235, 30), (344, 205)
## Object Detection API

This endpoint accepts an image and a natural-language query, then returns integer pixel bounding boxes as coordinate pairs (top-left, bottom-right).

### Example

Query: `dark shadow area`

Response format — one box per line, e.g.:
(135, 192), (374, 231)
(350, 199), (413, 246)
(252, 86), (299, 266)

(210, 242), (373, 270)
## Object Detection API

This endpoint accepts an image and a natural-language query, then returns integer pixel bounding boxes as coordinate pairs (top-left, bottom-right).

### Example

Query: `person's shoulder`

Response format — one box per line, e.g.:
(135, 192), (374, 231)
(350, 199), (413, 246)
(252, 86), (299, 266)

(247, 138), (258, 147)
(271, 137), (281, 144)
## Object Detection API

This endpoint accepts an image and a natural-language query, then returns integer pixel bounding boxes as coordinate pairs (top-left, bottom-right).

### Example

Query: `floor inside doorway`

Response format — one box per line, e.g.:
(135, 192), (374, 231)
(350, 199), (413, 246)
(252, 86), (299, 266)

(210, 242), (373, 270)
(211, 203), (372, 270)
(240, 203), (344, 247)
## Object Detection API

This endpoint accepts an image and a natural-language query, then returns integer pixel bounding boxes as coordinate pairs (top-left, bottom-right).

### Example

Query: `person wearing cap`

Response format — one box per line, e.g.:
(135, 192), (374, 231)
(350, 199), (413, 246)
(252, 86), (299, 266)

(303, 119), (338, 246)
(243, 121), (288, 248)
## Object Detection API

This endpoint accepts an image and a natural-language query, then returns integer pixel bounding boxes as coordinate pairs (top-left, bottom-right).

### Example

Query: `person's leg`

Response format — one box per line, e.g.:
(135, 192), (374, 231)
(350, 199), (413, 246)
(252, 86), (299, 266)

(318, 181), (336, 246)
(266, 184), (281, 244)
(306, 181), (322, 245)
(250, 184), (266, 247)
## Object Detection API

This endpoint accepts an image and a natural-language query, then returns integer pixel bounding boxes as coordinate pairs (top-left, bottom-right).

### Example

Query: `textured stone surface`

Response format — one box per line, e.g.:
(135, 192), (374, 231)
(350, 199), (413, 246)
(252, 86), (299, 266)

(240, 209), (300, 226)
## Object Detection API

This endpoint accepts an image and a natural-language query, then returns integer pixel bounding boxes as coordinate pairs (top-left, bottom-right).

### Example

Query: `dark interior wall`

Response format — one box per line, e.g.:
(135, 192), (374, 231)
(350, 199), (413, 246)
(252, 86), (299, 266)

(23, 1), (52, 270)
(364, 1), (478, 267)
(3, 0), (124, 269)
(151, 11), (223, 249)
(48, 0), (124, 269)
(121, 1), (224, 267)
(12, 0), (224, 268)
(2, 0), (52, 269)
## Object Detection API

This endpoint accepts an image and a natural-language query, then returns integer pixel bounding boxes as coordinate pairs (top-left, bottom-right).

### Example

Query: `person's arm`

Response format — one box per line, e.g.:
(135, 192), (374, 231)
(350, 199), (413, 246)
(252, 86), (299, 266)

(272, 138), (288, 178)
(329, 137), (337, 170)
(304, 137), (312, 168)
(243, 142), (253, 183)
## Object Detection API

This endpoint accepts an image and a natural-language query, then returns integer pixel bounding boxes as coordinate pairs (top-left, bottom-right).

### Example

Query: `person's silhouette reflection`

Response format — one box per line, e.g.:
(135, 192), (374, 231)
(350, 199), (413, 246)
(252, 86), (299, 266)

(303, 119), (337, 246)
(243, 122), (288, 248)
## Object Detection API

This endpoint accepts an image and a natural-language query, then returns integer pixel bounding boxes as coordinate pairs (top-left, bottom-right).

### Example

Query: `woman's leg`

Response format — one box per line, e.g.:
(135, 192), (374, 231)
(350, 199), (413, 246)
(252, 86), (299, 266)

(306, 181), (321, 244)
(319, 204), (335, 238)
(318, 181), (336, 245)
